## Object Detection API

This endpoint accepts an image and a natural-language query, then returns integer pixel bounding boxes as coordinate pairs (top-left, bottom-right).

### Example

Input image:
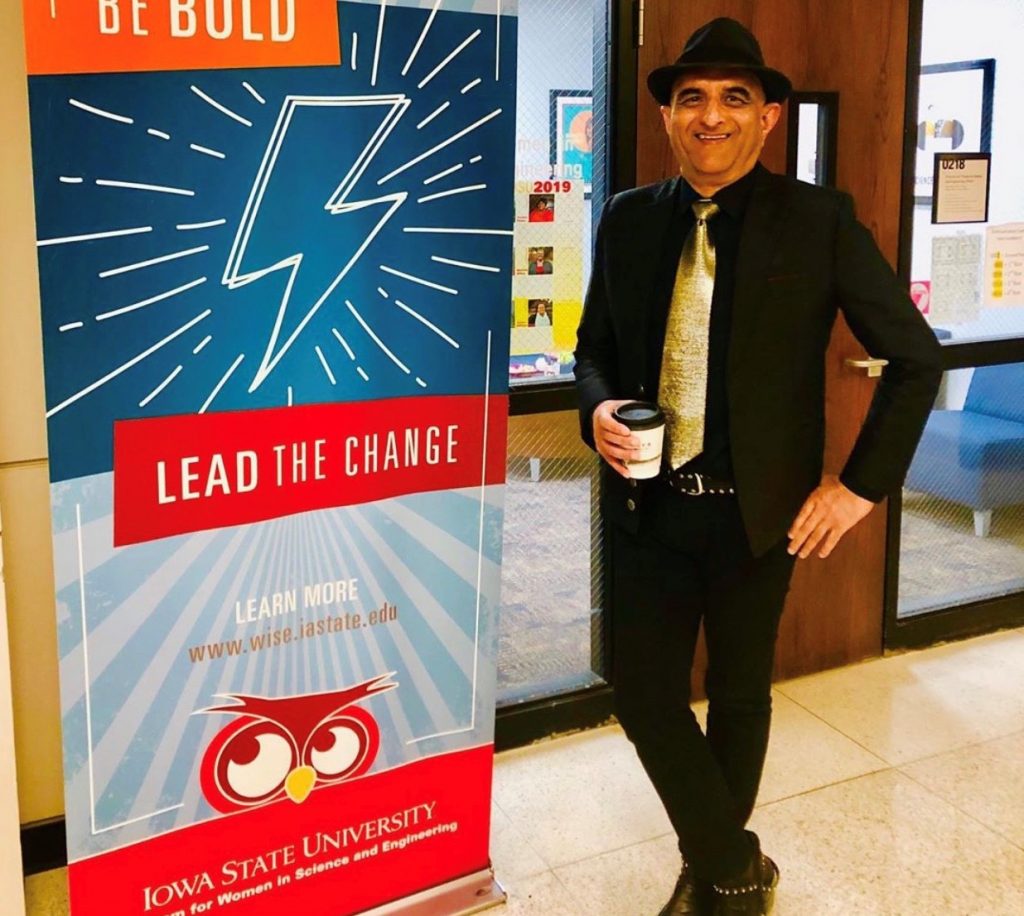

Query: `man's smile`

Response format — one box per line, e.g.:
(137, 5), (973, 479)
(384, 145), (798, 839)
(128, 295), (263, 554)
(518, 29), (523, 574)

(695, 132), (732, 142)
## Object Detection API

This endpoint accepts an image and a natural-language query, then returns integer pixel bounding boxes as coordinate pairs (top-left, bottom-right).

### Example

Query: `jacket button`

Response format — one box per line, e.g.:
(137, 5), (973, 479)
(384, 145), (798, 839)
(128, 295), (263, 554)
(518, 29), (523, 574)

(629, 478), (638, 488)
(626, 498), (636, 512)
(638, 384), (646, 396)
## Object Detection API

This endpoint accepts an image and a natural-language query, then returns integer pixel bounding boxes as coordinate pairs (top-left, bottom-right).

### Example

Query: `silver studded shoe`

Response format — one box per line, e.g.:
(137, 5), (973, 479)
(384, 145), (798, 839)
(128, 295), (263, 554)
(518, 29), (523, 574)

(657, 861), (713, 915)
(710, 841), (779, 915)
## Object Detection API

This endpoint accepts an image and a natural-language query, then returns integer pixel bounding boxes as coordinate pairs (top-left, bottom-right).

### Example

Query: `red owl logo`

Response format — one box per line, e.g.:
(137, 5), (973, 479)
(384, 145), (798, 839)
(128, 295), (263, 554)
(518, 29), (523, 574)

(198, 672), (397, 813)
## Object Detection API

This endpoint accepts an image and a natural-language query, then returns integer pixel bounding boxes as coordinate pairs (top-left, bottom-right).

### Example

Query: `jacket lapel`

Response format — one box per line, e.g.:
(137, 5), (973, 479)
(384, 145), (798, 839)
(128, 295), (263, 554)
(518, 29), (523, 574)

(730, 168), (793, 376)
(631, 177), (680, 387)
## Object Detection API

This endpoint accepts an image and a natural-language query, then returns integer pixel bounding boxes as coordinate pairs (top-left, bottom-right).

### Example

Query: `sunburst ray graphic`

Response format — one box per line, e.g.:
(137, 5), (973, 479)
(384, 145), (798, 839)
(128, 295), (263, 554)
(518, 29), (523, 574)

(55, 478), (503, 858)
(32, 0), (516, 484)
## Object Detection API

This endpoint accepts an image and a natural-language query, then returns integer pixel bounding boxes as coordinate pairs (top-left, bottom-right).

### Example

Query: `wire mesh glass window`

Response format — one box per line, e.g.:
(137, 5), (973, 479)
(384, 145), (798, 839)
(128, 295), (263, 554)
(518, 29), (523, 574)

(899, 362), (1024, 618)
(498, 1), (610, 706)
(507, 0), (608, 387)
(897, 1), (1024, 623)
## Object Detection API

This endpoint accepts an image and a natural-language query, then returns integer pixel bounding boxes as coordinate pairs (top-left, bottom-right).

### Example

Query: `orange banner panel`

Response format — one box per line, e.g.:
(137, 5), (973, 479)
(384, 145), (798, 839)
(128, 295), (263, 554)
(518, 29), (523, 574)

(23, 0), (341, 75)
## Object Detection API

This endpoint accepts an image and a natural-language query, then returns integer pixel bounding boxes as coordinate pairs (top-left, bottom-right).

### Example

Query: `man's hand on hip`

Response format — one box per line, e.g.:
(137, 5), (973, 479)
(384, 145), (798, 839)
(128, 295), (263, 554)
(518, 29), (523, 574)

(787, 474), (876, 559)
(592, 399), (640, 478)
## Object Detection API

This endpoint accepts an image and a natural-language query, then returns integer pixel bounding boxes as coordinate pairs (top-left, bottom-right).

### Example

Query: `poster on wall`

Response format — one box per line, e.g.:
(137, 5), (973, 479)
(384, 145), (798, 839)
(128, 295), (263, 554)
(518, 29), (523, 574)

(985, 223), (1024, 307)
(509, 179), (584, 382)
(549, 90), (592, 193)
(914, 59), (994, 206)
(22, 2), (516, 914)
(929, 233), (982, 325)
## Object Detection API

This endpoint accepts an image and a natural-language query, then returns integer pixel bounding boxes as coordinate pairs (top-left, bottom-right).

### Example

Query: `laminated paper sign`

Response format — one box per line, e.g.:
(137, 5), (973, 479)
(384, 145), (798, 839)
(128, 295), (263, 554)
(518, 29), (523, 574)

(21, 2), (517, 913)
(929, 233), (982, 325)
(985, 223), (1024, 307)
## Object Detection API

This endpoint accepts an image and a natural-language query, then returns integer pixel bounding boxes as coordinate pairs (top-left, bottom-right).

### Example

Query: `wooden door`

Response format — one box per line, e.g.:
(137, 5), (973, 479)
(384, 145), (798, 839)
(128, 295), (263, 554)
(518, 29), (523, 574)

(635, 0), (912, 684)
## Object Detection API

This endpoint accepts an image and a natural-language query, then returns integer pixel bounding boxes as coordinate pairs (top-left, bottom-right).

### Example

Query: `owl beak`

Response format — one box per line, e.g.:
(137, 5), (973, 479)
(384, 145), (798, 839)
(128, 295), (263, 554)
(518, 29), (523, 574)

(285, 766), (317, 804)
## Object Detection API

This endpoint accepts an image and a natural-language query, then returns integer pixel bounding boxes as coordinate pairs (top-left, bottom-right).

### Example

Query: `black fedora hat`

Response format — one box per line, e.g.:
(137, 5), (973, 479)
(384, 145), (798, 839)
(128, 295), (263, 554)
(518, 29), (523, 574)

(647, 18), (792, 105)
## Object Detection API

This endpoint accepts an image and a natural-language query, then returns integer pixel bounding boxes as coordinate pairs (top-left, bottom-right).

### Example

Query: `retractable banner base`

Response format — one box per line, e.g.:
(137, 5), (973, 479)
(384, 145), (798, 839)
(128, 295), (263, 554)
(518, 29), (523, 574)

(362, 870), (505, 916)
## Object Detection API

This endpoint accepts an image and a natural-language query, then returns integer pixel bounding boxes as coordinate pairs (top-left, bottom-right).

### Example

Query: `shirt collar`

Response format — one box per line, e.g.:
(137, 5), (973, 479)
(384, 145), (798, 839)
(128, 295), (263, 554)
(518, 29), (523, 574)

(678, 162), (762, 219)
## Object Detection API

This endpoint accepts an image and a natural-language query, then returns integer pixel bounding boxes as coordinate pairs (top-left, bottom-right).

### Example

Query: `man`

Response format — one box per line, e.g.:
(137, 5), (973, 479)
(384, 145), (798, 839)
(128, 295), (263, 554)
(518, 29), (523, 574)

(573, 18), (942, 916)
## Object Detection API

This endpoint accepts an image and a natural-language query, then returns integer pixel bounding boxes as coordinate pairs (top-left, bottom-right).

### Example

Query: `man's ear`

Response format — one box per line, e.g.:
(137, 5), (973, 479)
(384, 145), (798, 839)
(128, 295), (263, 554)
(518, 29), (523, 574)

(660, 104), (673, 136)
(761, 102), (783, 137)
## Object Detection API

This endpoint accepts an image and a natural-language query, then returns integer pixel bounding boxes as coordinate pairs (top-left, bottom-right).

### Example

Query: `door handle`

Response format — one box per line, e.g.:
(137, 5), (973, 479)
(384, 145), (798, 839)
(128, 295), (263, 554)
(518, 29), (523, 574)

(845, 357), (889, 378)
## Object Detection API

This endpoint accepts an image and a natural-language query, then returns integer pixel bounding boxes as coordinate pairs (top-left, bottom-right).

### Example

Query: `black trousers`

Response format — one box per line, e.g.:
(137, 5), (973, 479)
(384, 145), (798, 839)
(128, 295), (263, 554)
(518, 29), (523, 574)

(610, 483), (797, 884)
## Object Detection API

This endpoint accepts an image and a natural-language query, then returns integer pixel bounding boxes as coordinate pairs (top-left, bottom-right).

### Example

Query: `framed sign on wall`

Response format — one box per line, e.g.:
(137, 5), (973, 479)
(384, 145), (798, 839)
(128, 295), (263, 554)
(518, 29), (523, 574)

(549, 89), (593, 194)
(914, 58), (995, 207)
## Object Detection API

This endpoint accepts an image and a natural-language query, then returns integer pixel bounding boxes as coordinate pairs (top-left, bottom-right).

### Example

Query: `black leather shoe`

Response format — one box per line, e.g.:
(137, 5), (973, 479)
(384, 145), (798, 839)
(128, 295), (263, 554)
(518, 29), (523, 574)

(710, 839), (779, 915)
(658, 862), (713, 915)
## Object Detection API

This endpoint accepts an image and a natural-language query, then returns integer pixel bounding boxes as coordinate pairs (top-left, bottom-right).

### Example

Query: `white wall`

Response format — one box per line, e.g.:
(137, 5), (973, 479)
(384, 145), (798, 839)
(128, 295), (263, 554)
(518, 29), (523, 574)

(911, 0), (1024, 341)
(515, 1), (593, 180)
(515, 0), (596, 266)
(0, 514), (27, 914)
(0, 0), (67, 830)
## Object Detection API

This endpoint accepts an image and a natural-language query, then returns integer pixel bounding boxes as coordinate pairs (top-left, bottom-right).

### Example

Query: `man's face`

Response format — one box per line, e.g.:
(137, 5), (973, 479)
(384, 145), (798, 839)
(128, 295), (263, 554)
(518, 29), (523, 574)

(660, 70), (781, 191)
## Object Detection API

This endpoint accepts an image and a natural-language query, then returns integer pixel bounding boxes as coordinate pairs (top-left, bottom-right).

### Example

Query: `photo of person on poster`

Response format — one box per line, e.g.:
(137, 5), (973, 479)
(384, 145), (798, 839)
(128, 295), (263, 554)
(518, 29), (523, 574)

(529, 194), (556, 222)
(527, 246), (554, 275)
(528, 299), (553, 327)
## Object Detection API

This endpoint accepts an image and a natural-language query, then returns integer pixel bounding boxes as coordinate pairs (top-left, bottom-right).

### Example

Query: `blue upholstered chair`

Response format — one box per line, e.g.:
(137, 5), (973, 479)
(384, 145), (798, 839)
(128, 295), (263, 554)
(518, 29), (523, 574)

(905, 362), (1024, 537)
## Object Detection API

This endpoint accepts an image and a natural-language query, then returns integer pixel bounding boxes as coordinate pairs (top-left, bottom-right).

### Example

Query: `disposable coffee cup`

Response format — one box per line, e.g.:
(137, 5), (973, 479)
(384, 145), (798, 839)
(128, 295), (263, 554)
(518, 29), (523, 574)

(612, 401), (665, 479)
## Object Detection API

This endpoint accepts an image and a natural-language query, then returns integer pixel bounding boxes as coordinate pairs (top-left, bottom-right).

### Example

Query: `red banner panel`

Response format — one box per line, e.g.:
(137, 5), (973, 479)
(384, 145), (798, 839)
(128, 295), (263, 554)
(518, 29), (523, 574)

(69, 745), (494, 916)
(113, 395), (509, 546)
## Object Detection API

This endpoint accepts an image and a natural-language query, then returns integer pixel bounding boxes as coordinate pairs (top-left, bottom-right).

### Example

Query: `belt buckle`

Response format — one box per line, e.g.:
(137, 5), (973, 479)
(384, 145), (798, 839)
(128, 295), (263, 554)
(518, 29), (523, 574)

(673, 471), (704, 496)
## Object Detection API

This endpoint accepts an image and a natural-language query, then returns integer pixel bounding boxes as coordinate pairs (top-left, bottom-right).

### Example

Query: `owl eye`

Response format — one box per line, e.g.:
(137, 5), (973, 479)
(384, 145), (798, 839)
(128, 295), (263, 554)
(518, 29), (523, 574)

(225, 728), (296, 798)
(309, 722), (365, 777)
(304, 709), (383, 783)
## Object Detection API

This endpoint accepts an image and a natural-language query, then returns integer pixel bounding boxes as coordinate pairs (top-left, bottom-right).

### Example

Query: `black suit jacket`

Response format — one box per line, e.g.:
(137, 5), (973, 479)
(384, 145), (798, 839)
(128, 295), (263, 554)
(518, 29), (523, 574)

(574, 167), (943, 557)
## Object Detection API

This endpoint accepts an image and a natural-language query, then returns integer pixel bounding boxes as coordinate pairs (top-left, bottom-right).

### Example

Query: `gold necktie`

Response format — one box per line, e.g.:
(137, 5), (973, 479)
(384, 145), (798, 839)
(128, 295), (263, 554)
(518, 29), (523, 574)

(659, 199), (720, 470)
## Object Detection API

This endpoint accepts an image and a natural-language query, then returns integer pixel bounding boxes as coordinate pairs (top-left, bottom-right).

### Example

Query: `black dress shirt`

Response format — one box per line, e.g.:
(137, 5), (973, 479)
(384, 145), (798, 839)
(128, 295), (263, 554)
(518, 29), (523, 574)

(649, 164), (760, 480)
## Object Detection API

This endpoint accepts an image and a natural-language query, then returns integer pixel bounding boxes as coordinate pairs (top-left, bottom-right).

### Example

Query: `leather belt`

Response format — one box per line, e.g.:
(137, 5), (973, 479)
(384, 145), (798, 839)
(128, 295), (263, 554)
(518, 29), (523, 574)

(662, 469), (736, 496)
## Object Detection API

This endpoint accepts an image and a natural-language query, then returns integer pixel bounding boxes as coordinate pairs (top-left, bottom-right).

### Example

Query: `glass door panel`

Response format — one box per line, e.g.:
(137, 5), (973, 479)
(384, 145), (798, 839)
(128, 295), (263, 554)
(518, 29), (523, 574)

(498, 0), (611, 707)
(899, 361), (1024, 618)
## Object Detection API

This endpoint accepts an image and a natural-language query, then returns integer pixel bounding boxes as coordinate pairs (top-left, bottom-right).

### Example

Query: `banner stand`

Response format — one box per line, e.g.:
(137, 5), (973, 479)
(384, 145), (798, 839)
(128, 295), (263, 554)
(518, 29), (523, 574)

(362, 869), (505, 916)
(20, 1), (519, 913)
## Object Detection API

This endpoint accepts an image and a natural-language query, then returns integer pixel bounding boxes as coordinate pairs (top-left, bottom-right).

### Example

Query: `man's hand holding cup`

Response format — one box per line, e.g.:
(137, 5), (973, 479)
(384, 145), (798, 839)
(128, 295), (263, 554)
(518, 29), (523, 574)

(593, 400), (666, 479)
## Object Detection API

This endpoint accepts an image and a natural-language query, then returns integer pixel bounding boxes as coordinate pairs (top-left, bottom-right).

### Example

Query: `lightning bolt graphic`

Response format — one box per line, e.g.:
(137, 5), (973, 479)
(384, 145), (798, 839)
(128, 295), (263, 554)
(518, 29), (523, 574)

(223, 95), (412, 392)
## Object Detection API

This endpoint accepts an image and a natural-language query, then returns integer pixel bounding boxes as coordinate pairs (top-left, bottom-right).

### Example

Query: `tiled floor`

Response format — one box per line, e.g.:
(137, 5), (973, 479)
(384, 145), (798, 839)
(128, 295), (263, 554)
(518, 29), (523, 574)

(25, 627), (1024, 915)
(490, 625), (1024, 916)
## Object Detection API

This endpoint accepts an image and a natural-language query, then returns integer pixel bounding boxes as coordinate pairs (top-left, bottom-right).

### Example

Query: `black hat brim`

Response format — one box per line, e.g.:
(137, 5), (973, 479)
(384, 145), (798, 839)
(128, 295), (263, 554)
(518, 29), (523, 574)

(647, 63), (792, 105)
